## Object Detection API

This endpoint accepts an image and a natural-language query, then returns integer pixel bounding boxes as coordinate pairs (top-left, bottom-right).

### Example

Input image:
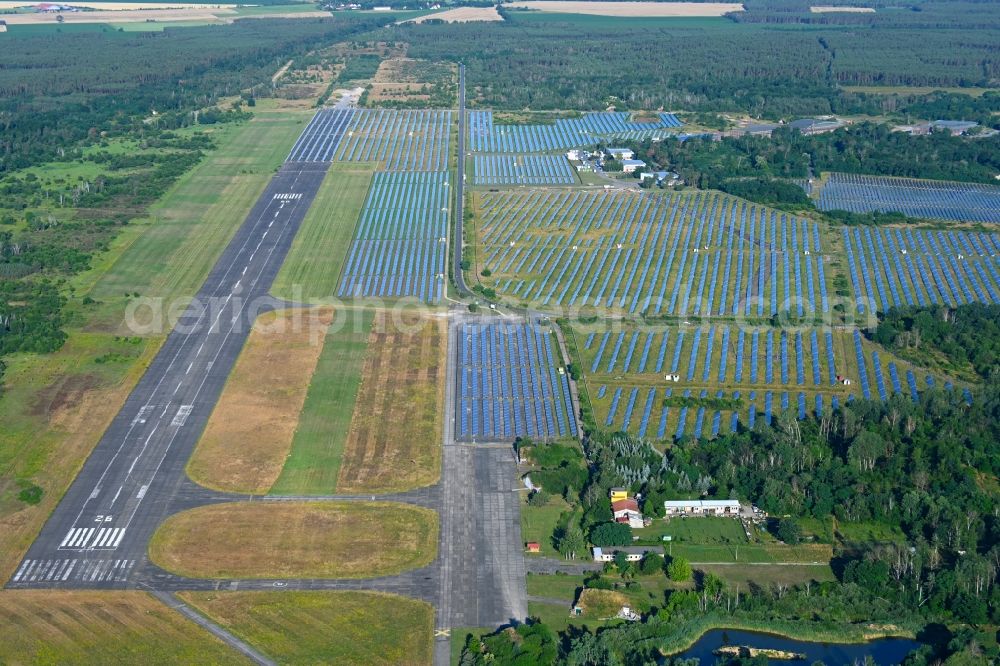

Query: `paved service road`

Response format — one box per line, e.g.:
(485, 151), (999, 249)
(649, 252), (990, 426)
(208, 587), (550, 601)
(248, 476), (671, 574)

(9, 159), (334, 589)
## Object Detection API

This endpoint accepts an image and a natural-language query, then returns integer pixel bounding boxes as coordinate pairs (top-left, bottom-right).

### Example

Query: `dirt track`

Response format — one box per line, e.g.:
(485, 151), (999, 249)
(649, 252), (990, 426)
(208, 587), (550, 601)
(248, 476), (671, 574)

(505, 1), (744, 16)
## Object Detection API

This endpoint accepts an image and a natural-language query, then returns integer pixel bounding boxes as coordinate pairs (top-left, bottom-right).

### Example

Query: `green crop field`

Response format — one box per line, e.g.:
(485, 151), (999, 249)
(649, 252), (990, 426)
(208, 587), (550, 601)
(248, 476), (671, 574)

(270, 308), (374, 495)
(179, 591), (434, 666)
(92, 106), (314, 309)
(271, 163), (375, 303)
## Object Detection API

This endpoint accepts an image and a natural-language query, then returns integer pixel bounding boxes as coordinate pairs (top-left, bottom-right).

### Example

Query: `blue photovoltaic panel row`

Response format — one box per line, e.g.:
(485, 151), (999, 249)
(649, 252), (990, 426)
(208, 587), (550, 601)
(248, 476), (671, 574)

(458, 322), (579, 441)
(338, 171), (449, 303)
(335, 109), (452, 171)
(287, 108), (354, 162)
(473, 154), (576, 185)
(478, 189), (826, 315)
(468, 111), (683, 153)
(819, 173), (1000, 224)
(843, 226), (1000, 313)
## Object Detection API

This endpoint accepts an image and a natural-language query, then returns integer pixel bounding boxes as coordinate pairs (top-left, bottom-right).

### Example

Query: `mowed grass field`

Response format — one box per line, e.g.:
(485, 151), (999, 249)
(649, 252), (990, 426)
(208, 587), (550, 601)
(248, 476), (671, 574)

(91, 105), (314, 312)
(149, 501), (438, 579)
(271, 309), (374, 495)
(0, 591), (248, 665)
(271, 163), (375, 303)
(186, 308), (332, 494)
(336, 312), (446, 494)
(179, 591), (434, 666)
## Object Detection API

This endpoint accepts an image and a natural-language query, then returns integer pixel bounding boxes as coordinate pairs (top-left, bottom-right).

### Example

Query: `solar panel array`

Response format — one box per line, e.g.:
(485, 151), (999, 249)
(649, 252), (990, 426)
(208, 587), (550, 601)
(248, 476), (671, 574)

(287, 108), (354, 162)
(335, 109), (452, 171)
(337, 171), (449, 303)
(458, 322), (579, 440)
(843, 226), (1000, 313)
(473, 154), (576, 185)
(585, 325), (969, 441)
(818, 173), (1000, 223)
(478, 190), (826, 316)
(468, 111), (683, 153)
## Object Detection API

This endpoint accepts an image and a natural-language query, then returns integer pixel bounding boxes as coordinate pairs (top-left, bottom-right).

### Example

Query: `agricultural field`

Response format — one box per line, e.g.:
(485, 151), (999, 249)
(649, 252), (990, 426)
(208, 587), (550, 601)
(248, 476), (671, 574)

(336, 313), (446, 494)
(337, 171), (450, 303)
(570, 323), (968, 441)
(336, 109), (452, 171)
(271, 163), (375, 303)
(818, 173), (1000, 224)
(270, 309), (374, 495)
(472, 189), (831, 318)
(148, 501), (438, 579)
(0, 591), (248, 665)
(843, 226), (1000, 314)
(178, 591), (434, 666)
(186, 309), (332, 495)
(468, 111), (683, 152)
(472, 154), (577, 185)
(458, 321), (579, 440)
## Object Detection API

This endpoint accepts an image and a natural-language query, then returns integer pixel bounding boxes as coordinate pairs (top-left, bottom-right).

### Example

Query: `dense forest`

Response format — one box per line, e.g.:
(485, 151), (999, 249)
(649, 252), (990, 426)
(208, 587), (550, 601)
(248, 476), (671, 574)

(389, 7), (1000, 116)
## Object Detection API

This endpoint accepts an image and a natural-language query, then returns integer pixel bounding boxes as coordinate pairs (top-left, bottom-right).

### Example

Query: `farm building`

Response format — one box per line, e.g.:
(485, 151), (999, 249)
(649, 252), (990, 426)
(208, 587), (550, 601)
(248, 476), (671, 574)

(621, 159), (645, 174)
(605, 147), (634, 160)
(612, 498), (645, 528)
(592, 546), (659, 562)
(663, 499), (741, 517)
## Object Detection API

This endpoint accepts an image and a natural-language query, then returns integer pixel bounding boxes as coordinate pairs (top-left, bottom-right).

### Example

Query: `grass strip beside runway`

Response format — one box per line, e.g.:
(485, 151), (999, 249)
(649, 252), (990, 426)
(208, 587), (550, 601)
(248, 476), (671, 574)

(149, 501), (438, 579)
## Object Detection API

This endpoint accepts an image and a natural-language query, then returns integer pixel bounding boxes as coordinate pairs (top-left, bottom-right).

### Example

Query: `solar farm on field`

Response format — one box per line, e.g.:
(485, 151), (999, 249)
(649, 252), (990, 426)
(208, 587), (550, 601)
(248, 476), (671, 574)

(843, 226), (1000, 313)
(287, 108), (354, 162)
(571, 323), (969, 441)
(335, 108), (452, 171)
(468, 111), (683, 152)
(473, 189), (830, 317)
(817, 173), (1000, 223)
(458, 321), (579, 441)
(473, 154), (577, 185)
(337, 171), (449, 303)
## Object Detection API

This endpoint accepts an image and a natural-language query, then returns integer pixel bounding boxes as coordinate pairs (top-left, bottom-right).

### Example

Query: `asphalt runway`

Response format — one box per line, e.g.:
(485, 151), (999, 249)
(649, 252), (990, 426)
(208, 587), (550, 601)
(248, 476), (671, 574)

(9, 158), (333, 589)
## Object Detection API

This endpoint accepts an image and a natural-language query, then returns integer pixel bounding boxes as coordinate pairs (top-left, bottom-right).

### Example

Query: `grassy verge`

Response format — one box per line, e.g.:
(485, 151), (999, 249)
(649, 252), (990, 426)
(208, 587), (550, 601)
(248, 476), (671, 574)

(179, 591), (433, 666)
(271, 163), (375, 303)
(149, 500), (438, 579)
(270, 308), (374, 495)
(520, 495), (572, 558)
(0, 591), (248, 665)
(186, 309), (332, 494)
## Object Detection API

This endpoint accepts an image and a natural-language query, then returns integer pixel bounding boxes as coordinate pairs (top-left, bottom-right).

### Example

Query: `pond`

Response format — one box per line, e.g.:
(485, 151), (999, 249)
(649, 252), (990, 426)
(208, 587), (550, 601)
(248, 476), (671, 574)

(672, 628), (922, 665)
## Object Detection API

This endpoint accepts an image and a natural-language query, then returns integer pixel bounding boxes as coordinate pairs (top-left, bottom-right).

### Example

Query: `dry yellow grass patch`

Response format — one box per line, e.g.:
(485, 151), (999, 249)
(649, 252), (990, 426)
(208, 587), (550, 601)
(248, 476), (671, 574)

(506, 1), (743, 16)
(576, 588), (631, 619)
(149, 501), (438, 579)
(336, 313), (445, 494)
(407, 6), (503, 22)
(0, 591), (248, 664)
(186, 309), (332, 494)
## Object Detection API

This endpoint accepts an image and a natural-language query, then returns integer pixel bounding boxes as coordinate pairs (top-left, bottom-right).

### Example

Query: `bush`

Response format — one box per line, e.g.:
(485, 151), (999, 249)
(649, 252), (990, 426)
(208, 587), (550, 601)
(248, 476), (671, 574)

(590, 522), (632, 547)
(639, 553), (664, 576)
(527, 490), (549, 507)
(666, 555), (692, 582)
(18, 483), (44, 505)
(776, 518), (803, 545)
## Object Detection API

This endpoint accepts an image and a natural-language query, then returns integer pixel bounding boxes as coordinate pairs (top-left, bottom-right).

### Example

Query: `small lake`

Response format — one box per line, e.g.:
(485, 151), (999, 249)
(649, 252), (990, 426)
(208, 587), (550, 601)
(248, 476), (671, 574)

(672, 629), (922, 665)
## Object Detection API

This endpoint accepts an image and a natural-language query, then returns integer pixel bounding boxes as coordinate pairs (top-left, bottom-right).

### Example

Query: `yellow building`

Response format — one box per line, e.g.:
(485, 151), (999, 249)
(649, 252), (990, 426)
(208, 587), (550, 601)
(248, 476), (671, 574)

(610, 487), (629, 503)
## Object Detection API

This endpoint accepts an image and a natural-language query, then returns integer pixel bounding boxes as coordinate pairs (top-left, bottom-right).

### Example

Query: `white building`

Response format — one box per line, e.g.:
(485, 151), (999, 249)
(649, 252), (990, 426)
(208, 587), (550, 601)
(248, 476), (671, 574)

(592, 546), (657, 562)
(605, 147), (634, 160)
(621, 159), (645, 174)
(663, 499), (741, 517)
(566, 149), (584, 161)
